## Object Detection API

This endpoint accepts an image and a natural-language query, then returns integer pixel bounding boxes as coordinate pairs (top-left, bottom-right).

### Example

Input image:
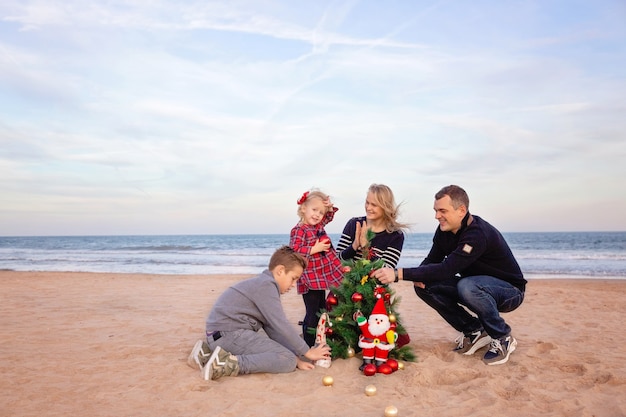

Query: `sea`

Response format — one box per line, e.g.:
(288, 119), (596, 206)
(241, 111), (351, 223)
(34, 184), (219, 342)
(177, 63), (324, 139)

(1, 232), (625, 279)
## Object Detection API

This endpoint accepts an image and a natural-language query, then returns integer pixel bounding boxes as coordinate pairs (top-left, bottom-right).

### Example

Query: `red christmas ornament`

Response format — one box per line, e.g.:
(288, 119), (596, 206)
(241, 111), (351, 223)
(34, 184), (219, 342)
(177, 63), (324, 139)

(342, 265), (351, 273)
(377, 363), (393, 375)
(325, 294), (338, 312)
(325, 327), (333, 336)
(389, 322), (397, 330)
(386, 359), (399, 372)
(326, 294), (338, 306)
(384, 292), (391, 301)
(351, 292), (363, 303)
(363, 364), (377, 376)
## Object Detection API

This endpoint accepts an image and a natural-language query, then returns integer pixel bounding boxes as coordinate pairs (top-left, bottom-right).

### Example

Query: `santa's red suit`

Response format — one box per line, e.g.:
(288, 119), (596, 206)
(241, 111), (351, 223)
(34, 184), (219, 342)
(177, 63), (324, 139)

(357, 297), (396, 364)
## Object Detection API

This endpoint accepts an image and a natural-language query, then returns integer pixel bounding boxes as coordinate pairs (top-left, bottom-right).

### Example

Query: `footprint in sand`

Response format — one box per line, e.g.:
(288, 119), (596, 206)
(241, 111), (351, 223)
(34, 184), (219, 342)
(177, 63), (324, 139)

(534, 341), (556, 353)
(557, 363), (586, 376)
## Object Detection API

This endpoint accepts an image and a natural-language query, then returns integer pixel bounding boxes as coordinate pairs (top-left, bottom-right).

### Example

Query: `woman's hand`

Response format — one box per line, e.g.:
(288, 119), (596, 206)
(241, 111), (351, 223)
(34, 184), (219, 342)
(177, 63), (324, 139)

(353, 220), (369, 250)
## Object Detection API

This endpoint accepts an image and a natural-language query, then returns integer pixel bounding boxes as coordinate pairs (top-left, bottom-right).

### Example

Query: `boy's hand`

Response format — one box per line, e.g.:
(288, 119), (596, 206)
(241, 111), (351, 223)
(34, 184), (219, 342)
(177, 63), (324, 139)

(296, 357), (315, 370)
(304, 343), (331, 362)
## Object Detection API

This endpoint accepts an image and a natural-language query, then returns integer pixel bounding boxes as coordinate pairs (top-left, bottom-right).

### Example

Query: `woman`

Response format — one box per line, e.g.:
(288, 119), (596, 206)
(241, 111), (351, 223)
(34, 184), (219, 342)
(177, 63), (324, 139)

(336, 184), (408, 268)
(336, 183), (411, 347)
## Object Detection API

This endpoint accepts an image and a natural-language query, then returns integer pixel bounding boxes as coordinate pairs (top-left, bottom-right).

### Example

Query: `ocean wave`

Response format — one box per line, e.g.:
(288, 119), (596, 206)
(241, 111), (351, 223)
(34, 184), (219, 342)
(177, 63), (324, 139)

(1, 233), (625, 277)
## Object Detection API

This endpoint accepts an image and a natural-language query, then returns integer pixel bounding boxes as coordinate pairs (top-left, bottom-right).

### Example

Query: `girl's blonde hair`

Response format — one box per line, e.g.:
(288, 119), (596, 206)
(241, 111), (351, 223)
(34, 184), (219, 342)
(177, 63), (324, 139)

(296, 189), (329, 220)
(367, 183), (409, 233)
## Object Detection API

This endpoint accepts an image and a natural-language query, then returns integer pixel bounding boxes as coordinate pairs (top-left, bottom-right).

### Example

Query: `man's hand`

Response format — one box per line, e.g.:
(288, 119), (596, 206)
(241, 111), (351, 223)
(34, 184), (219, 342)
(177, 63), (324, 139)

(371, 267), (395, 284)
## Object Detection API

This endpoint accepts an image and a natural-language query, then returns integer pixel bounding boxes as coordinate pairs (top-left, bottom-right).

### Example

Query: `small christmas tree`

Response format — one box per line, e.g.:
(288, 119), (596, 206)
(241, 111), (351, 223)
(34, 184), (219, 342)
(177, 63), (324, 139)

(321, 230), (416, 363)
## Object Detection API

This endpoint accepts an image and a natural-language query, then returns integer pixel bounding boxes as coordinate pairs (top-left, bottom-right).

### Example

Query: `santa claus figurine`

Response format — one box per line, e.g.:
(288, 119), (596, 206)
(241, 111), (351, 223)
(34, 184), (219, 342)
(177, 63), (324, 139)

(356, 297), (397, 372)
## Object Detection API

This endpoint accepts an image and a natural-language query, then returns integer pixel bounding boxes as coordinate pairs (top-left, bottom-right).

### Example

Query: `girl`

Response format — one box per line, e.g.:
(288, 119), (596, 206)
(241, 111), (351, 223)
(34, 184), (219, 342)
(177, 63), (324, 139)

(290, 189), (344, 347)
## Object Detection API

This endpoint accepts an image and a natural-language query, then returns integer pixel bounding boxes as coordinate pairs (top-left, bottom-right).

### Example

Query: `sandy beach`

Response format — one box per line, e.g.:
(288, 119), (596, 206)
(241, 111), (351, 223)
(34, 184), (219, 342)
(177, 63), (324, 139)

(1, 271), (625, 417)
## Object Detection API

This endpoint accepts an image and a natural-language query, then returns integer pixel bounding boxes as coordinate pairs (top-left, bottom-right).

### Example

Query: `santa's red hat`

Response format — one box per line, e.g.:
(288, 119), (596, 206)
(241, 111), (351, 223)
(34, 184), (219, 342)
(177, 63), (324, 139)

(371, 297), (388, 317)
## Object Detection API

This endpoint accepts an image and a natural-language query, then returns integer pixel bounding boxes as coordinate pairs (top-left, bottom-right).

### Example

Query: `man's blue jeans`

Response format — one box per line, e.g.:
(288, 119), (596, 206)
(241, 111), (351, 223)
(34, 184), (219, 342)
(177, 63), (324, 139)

(414, 275), (524, 339)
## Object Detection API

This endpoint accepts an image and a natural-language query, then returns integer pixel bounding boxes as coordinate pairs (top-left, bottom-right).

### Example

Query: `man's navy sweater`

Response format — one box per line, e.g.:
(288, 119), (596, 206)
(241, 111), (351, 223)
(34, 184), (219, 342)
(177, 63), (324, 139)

(403, 213), (526, 291)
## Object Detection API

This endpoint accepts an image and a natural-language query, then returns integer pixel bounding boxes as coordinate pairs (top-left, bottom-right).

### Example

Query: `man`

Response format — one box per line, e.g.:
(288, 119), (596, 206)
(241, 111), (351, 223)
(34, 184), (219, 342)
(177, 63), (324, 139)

(373, 185), (525, 365)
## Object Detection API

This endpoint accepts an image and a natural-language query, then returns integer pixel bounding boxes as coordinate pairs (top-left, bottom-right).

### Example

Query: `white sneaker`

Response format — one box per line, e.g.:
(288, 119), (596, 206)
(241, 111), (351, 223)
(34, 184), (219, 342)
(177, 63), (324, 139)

(483, 335), (517, 365)
(202, 346), (240, 381)
(187, 339), (211, 371)
(454, 330), (492, 355)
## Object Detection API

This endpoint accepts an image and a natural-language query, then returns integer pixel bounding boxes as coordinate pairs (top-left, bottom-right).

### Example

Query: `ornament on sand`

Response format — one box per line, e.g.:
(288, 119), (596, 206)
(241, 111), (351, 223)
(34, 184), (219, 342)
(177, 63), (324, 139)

(322, 375), (334, 386)
(384, 405), (399, 417)
(364, 384), (377, 396)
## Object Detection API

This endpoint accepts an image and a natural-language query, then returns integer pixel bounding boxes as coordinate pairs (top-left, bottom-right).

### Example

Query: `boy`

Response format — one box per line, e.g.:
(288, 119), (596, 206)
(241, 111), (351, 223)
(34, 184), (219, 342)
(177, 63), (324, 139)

(187, 245), (332, 380)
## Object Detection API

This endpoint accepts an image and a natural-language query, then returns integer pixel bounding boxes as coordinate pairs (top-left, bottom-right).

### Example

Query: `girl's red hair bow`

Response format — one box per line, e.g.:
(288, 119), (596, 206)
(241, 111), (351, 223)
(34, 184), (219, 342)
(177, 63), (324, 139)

(297, 191), (309, 205)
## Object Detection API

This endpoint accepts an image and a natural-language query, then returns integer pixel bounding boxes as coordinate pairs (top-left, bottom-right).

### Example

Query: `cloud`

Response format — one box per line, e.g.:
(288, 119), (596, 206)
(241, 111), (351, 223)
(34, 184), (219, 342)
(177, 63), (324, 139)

(1, 0), (625, 235)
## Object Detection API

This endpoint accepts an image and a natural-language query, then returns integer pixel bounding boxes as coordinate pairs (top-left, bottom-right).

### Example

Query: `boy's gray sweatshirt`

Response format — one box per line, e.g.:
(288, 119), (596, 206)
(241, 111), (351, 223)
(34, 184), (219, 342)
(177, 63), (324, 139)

(205, 269), (310, 358)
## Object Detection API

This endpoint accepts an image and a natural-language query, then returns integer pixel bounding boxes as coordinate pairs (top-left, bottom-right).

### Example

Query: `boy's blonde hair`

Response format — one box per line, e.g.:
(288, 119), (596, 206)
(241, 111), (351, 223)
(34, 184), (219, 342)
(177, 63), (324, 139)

(296, 189), (330, 220)
(269, 246), (307, 271)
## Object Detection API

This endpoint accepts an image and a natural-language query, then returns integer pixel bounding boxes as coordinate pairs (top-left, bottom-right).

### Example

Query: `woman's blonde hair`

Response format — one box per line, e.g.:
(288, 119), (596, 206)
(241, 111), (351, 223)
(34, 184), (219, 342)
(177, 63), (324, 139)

(367, 183), (409, 233)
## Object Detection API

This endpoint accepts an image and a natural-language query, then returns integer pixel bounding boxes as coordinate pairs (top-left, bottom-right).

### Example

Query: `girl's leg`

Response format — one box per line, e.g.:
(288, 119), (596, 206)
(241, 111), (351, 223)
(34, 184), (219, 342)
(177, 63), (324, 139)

(302, 290), (326, 346)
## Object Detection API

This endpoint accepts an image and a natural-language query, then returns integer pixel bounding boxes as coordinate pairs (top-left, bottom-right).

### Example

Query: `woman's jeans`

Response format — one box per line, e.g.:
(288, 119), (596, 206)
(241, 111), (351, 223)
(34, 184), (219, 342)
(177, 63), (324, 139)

(414, 275), (524, 339)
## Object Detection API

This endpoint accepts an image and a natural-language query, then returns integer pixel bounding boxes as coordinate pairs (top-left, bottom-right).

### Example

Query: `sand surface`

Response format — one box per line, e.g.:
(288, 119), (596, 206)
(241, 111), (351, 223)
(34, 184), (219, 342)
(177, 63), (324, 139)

(1, 271), (625, 417)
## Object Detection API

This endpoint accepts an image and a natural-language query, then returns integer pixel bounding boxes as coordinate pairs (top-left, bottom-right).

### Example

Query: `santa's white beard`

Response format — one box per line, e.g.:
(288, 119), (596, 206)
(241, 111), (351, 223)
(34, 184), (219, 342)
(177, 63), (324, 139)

(368, 315), (390, 336)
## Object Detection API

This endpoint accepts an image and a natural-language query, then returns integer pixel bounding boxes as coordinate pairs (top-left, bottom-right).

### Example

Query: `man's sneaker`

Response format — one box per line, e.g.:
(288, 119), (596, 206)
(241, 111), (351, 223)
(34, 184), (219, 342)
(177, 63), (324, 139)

(187, 339), (211, 371)
(483, 335), (517, 365)
(202, 346), (240, 381)
(454, 329), (491, 355)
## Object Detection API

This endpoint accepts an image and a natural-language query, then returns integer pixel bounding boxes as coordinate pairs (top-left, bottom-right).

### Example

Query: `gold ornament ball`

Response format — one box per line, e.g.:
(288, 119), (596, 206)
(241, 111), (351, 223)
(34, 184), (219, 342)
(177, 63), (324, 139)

(388, 314), (397, 323)
(364, 384), (377, 396)
(347, 347), (355, 358)
(322, 375), (334, 386)
(384, 405), (399, 417)
(397, 361), (405, 370)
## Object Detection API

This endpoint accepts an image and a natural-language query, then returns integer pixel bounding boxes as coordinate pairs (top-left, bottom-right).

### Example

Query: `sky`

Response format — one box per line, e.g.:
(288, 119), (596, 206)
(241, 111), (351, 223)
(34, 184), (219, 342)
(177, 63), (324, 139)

(1, 0), (625, 236)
